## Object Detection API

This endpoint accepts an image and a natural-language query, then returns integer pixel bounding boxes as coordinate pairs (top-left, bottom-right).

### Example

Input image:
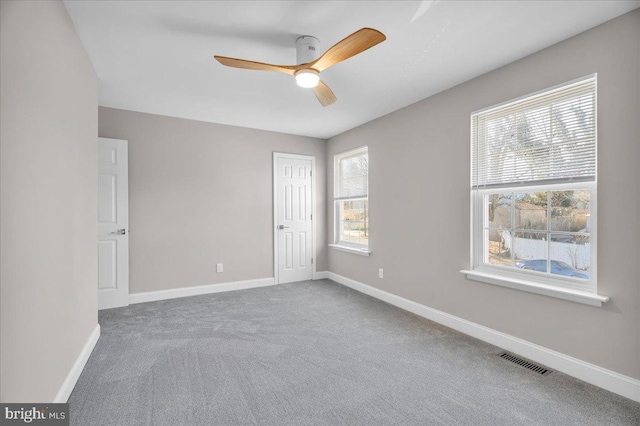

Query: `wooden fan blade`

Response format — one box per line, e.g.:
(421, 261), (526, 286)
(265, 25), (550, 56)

(214, 56), (297, 75)
(313, 80), (337, 107)
(309, 28), (386, 72)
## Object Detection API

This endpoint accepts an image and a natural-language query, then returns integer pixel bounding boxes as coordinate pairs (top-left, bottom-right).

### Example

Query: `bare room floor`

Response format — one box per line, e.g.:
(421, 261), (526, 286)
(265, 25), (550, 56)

(69, 280), (640, 425)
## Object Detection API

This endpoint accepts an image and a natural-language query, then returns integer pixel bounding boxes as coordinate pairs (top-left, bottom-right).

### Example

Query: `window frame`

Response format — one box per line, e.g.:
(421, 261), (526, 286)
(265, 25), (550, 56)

(332, 146), (370, 254)
(471, 181), (597, 294)
(464, 75), (608, 306)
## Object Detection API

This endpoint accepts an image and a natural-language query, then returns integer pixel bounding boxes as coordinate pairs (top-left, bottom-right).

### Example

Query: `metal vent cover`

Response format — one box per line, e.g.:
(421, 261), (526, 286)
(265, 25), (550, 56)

(498, 352), (552, 376)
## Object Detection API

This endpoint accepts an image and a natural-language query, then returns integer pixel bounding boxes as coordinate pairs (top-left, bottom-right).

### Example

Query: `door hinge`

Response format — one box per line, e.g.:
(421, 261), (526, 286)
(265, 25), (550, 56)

(310, 171), (312, 176)
(311, 258), (314, 264)
(311, 214), (313, 220)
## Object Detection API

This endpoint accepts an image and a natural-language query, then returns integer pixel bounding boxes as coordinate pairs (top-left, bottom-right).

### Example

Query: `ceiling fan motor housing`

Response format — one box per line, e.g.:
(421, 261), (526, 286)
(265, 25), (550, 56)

(296, 36), (320, 65)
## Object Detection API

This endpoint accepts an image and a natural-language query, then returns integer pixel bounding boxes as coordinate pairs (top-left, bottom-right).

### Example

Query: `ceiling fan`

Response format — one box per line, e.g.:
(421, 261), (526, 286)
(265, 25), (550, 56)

(214, 28), (386, 107)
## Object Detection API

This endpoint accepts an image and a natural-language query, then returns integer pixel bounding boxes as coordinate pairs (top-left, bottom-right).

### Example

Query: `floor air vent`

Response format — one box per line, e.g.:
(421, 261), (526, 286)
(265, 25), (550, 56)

(498, 352), (552, 376)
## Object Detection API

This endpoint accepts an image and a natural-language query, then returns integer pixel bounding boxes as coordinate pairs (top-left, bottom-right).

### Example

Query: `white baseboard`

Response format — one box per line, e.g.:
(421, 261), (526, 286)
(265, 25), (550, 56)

(313, 271), (329, 280)
(327, 272), (640, 403)
(129, 277), (275, 305)
(54, 324), (100, 403)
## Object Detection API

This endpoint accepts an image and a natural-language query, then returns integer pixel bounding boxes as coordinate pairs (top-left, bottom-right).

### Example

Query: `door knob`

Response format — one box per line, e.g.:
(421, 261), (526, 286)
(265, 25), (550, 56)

(110, 229), (126, 235)
(278, 225), (289, 230)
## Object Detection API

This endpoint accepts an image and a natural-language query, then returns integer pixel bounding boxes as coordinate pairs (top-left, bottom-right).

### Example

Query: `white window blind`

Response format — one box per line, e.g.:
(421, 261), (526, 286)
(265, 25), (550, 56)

(472, 76), (596, 189)
(335, 147), (368, 200)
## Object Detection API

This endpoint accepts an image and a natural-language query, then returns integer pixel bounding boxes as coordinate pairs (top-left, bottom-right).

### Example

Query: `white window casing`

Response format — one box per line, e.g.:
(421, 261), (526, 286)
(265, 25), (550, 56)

(332, 146), (370, 252)
(464, 75), (608, 306)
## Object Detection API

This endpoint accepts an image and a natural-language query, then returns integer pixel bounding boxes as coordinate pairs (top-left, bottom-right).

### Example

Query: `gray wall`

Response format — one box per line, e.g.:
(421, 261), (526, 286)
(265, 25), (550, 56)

(327, 10), (640, 380)
(0, 0), (98, 402)
(98, 108), (327, 294)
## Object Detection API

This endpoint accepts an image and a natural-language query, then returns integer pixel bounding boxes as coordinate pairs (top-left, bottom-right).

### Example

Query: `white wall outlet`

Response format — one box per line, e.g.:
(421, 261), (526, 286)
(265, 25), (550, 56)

(216, 263), (223, 273)
(379, 268), (384, 279)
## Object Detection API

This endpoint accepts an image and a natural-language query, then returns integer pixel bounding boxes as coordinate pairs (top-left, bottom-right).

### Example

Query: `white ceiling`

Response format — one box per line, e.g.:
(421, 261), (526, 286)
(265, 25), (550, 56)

(64, 1), (639, 139)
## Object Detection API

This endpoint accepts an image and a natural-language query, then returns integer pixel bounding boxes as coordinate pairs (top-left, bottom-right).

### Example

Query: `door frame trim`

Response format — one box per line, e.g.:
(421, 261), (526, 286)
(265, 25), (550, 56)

(273, 152), (317, 285)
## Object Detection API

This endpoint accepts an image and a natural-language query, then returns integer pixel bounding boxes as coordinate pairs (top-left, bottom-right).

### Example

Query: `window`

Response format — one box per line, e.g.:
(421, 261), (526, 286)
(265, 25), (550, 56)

(466, 76), (606, 304)
(332, 146), (369, 254)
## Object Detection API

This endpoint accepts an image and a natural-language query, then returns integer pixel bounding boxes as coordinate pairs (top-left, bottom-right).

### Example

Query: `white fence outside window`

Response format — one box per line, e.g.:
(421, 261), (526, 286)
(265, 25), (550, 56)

(502, 231), (590, 271)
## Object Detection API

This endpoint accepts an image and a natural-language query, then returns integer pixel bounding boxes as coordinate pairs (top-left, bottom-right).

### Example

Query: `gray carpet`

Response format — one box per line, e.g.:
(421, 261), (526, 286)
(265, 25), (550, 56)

(69, 280), (640, 425)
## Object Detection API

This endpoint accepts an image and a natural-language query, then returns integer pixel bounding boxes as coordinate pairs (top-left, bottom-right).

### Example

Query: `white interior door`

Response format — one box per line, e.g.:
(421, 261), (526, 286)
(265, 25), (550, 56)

(98, 138), (129, 310)
(274, 153), (314, 284)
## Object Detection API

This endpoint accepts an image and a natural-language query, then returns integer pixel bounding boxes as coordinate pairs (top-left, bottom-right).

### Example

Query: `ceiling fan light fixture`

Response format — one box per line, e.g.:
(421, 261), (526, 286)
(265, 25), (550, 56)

(295, 69), (320, 88)
(214, 28), (386, 106)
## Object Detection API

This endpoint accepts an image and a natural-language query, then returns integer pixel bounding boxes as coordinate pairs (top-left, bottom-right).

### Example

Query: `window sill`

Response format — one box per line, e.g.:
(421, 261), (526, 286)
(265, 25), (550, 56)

(329, 244), (371, 256)
(460, 269), (610, 307)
